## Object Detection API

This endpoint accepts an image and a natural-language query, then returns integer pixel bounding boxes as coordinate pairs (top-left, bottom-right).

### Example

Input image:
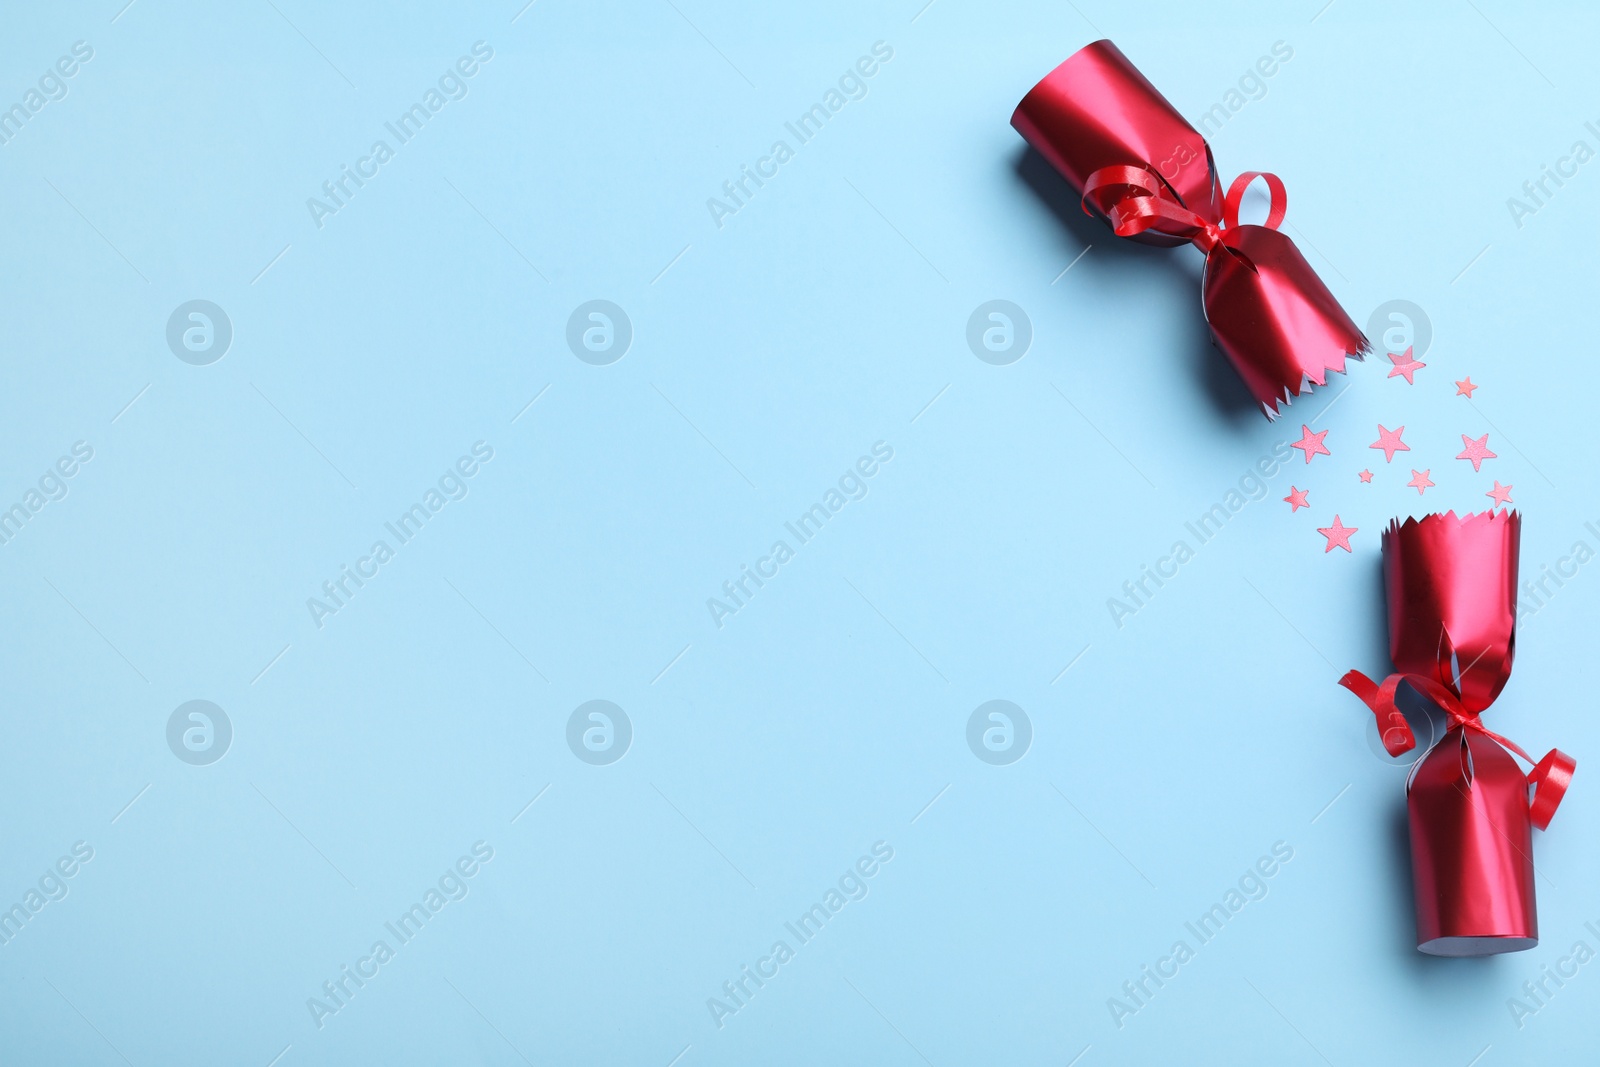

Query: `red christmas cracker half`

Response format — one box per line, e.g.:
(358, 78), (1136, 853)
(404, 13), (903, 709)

(1011, 40), (1368, 418)
(1340, 511), (1576, 956)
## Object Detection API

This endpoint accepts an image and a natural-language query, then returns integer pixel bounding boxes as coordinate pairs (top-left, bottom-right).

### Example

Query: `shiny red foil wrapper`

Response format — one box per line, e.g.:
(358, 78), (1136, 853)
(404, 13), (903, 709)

(1011, 40), (1221, 245)
(1011, 40), (1368, 418)
(1383, 512), (1539, 955)
(1408, 726), (1537, 955)
(1384, 510), (1519, 715)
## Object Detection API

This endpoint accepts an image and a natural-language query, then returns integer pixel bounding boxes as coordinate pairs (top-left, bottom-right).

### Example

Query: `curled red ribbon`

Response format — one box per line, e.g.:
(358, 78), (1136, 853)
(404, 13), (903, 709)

(1339, 669), (1574, 831)
(1081, 167), (1286, 259)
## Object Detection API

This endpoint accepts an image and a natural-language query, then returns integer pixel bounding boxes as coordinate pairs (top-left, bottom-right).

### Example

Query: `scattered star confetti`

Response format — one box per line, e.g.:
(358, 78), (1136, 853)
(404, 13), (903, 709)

(1284, 486), (1310, 511)
(1486, 480), (1514, 507)
(1387, 345), (1425, 384)
(1359, 469), (1373, 483)
(1318, 515), (1357, 553)
(1456, 377), (1478, 398)
(1369, 424), (1410, 463)
(1457, 433), (1497, 472)
(1407, 468), (1435, 495)
(1290, 423), (1331, 463)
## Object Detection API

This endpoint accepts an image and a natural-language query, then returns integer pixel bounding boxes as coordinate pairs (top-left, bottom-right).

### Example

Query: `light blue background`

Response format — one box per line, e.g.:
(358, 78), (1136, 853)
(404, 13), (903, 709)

(3, 0), (1598, 1063)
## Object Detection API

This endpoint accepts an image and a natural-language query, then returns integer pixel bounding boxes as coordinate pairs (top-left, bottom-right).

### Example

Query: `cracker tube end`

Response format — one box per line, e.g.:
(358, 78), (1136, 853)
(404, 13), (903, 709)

(1011, 40), (1220, 246)
(1204, 225), (1370, 419)
(1409, 727), (1539, 955)
(1382, 509), (1520, 715)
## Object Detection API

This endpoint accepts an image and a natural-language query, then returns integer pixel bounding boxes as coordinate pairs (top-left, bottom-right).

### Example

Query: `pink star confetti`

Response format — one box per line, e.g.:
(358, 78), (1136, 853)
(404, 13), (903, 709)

(1456, 377), (1478, 398)
(1407, 468), (1435, 495)
(1457, 433), (1497, 472)
(1358, 469), (1373, 483)
(1369, 424), (1410, 463)
(1284, 486), (1310, 512)
(1318, 515), (1357, 553)
(1387, 345), (1426, 384)
(1290, 423), (1331, 464)
(1486, 480), (1514, 507)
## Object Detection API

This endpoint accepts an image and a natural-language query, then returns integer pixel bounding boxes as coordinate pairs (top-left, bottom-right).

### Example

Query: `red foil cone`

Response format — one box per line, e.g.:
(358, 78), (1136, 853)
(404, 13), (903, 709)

(1384, 510), (1518, 715)
(1204, 225), (1369, 419)
(1011, 40), (1221, 244)
(1342, 511), (1575, 956)
(1011, 40), (1368, 418)
(1409, 727), (1537, 955)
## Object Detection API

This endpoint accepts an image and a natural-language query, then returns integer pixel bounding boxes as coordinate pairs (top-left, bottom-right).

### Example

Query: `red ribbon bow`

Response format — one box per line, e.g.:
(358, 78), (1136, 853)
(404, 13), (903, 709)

(1339, 669), (1574, 831)
(1081, 166), (1286, 259)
